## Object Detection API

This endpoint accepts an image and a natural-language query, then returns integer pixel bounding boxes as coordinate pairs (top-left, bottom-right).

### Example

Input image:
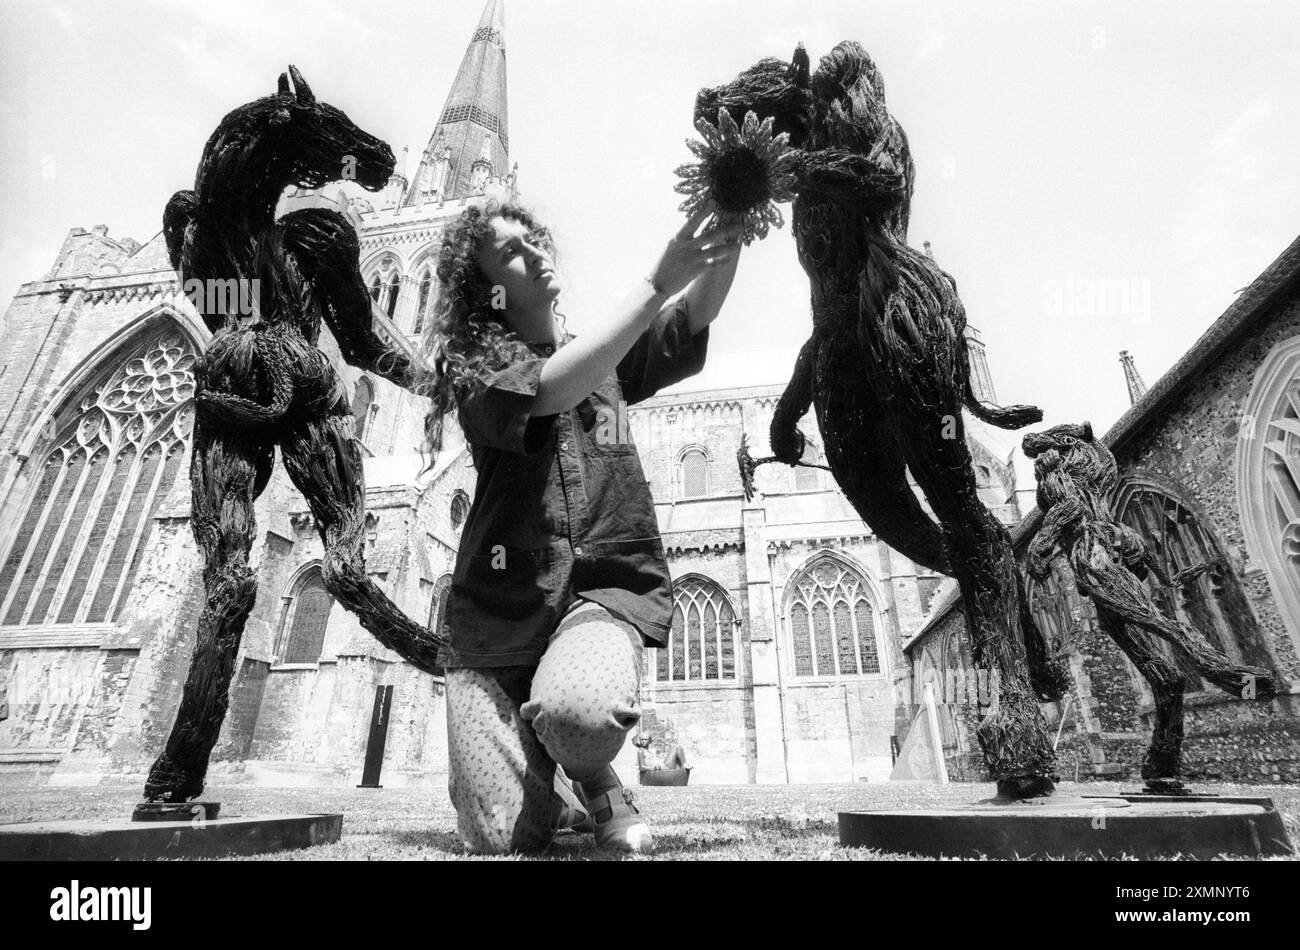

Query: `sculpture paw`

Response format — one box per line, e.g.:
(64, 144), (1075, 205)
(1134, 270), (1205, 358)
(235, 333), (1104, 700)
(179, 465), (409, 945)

(1235, 668), (1276, 701)
(143, 754), (205, 804)
(995, 774), (1056, 801)
(770, 424), (807, 465)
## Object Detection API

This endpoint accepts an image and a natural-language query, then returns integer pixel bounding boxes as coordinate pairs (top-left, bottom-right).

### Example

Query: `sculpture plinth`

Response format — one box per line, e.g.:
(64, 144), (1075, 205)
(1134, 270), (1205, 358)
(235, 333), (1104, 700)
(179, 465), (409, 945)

(839, 794), (1293, 859)
(0, 813), (342, 861)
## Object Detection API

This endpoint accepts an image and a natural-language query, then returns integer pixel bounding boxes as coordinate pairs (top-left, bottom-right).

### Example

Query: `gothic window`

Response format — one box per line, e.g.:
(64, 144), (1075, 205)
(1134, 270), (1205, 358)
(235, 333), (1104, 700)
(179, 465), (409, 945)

(366, 261), (401, 318)
(785, 555), (881, 678)
(1238, 336), (1300, 651)
(680, 448), (708, 498)
(936, 631), (966, 747)
(1119, 482), (1273, 677)
(794, 438), (823, 491)
(912, 643), (941, 707)
(0, 332), (195, 626)
(385, 273), (401, 319)
(352, 376), (374, 442)
(1025, 548), (1157, 720)
(450, 490), (470, 531)
(1025, 556), (1093, 658)
(655, 575), (738, 682)
(941, 629), (964, 680)
(275, 566), (332, 664)
(414, 269), (434, 335)
(427, 573), (451, 638)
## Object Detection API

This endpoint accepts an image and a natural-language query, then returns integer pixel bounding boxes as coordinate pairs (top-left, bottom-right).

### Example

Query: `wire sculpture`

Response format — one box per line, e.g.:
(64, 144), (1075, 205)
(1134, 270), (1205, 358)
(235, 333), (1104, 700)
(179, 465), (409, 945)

(143, 66), (445, 804)
(1023, 422), (1275, 790)
(704, 41), (1066, 797)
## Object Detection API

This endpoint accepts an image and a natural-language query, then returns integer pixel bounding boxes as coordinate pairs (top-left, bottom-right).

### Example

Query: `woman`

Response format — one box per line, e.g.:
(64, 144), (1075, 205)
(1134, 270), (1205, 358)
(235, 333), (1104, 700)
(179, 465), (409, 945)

(421, 201), (740, 853)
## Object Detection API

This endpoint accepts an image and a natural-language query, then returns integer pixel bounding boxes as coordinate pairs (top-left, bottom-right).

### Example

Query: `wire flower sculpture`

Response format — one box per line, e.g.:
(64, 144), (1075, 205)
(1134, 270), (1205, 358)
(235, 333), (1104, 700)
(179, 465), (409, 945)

(736, 431), (830, 501)
(675, 108), (797, 245)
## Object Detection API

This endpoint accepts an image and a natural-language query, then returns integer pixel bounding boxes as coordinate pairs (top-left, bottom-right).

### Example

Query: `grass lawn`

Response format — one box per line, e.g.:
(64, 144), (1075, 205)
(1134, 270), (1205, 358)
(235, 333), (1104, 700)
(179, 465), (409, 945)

(1, 780), (1296, 860)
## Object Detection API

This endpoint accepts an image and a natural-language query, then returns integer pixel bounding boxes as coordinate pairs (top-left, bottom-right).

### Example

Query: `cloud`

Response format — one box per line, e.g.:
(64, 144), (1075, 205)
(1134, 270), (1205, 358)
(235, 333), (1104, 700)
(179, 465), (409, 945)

(48, 5), (81, 35)
(0, 235), (61, 308)
(1171, 95), (1285, 289)
(915, 31), (945, 63)
(1207, 96), (1275, 157)
(150, 0), (377, 102)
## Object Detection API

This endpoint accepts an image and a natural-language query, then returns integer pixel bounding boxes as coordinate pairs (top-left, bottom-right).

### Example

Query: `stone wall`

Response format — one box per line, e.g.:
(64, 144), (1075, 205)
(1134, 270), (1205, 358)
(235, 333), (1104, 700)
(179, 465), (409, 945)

(1116, 296), (1300, 682)
(902, 293), (1300, 785)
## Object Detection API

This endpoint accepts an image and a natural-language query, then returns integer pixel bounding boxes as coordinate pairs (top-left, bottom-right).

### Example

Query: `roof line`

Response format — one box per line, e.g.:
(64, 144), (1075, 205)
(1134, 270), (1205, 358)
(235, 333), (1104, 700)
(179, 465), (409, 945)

(906, 231), (1300, 647)
(1104, 231), (1300, 455)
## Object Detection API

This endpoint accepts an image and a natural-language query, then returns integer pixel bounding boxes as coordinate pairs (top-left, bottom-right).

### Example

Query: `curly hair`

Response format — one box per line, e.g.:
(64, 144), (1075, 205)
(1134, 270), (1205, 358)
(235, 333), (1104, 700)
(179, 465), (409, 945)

(416, 200), (568, 467)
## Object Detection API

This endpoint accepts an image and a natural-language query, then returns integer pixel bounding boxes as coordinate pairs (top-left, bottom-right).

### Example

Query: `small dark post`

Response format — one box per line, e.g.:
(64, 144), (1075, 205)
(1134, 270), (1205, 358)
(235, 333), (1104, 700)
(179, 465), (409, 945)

(358, 685), (394, 789)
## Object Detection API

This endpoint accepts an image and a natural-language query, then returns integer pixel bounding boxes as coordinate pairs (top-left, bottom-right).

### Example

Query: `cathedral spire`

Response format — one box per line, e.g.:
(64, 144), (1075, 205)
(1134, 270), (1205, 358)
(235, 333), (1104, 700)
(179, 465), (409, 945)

(1119, 350), (1148, 404)
(404, 0), (509, 206)
(925, 238), (999, 405)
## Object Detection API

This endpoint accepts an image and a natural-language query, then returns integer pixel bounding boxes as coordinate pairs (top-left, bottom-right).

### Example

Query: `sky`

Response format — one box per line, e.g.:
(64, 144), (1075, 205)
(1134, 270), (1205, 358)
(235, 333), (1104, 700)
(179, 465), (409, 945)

(1, 0), (1298, 465)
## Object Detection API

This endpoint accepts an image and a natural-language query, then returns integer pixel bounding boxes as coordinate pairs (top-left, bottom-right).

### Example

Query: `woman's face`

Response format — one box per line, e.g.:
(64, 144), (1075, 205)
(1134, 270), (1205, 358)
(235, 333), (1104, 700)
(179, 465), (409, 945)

(476, 215), (561, 336)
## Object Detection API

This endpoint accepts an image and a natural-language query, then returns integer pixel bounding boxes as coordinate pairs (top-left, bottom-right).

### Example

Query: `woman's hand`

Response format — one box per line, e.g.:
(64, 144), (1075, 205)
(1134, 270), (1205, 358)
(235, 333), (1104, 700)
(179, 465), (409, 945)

(648, 209), (743, 297)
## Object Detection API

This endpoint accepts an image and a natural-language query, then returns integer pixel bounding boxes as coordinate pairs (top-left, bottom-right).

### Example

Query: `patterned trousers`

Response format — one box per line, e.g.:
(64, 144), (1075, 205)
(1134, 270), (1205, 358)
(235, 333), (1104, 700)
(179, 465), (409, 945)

(445, 599), (644, 854)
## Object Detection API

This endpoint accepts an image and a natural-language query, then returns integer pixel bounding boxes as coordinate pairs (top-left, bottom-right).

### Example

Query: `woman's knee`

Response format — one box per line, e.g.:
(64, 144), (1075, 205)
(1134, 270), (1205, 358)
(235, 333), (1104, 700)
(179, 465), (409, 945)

(523, 615), (643, 775)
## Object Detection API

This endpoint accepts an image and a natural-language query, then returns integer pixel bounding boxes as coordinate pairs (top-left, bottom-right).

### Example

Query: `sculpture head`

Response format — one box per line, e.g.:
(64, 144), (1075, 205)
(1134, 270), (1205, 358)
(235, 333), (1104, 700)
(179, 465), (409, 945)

(416, 201), (563, 466)
(197, 65), (395, 199)
(694, 45), (815, 148)
(270, 65), (394, 192)
(1021, 421), (1095, 460)
(693, 41), (893, 153)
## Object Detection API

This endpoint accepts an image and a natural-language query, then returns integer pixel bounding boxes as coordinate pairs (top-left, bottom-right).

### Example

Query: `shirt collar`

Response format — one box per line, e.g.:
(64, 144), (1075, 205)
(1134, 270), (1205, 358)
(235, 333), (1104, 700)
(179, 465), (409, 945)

(524, 333), (570, 356)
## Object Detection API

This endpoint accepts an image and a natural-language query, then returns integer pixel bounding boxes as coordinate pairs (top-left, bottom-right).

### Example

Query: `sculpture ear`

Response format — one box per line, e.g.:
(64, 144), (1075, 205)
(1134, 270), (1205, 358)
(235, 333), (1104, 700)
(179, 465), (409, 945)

(277, 72), (290, 96)
(288, 64), (315, 104)
(1082, 421), (1094, 441)
(789, 44), (810, 86)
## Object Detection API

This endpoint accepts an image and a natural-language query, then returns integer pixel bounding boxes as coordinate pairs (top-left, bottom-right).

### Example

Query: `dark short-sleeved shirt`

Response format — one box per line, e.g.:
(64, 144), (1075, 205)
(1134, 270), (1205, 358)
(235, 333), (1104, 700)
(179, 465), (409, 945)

(442, 297), (709, 669)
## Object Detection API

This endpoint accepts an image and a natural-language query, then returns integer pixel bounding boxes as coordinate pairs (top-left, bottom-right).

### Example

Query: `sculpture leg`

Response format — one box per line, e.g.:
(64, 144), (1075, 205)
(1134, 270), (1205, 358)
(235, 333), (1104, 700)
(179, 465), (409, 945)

(817, 389), (951, 574)
(1095, 605), (1188, 782)
(143, 421), (273, 802)
(771, 338), (949, 573)
(1079, 562), (1274, 701)
(902, 417), (1057, 797)
(280, 410), (445, 675)
(1016, 571), (1071, 702)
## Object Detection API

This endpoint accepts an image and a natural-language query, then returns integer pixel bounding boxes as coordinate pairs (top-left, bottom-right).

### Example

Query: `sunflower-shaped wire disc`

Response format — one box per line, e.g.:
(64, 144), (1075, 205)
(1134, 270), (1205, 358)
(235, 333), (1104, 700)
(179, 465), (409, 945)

(674, 108), (797, 245)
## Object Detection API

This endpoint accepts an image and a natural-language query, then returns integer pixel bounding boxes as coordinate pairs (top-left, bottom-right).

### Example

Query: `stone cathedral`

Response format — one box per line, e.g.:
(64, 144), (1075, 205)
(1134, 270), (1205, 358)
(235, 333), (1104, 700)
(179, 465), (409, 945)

(2, 0), (1295, 791)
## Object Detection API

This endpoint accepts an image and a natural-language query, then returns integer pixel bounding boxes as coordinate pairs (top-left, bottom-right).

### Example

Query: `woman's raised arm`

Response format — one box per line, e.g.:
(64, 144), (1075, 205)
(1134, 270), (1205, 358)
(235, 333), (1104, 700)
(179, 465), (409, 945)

(531, 211), (740, 415)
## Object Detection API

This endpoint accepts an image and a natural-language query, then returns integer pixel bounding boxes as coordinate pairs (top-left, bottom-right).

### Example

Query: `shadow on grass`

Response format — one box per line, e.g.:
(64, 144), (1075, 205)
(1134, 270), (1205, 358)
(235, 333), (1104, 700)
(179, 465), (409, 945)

(366, 829), (467, 854)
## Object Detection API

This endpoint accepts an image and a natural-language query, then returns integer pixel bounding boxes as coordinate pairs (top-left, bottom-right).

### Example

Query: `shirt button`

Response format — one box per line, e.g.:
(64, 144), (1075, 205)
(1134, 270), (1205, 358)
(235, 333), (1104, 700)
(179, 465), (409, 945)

(574, 545), (583, 556)
(559, 441), (568, 451)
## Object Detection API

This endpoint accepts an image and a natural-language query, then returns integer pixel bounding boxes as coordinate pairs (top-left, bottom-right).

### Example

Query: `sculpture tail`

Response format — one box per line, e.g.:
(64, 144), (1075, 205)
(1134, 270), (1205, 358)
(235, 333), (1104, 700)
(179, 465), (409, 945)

(197, 389), (291, 426)
(964, 377), (1043, 430)
(195, 345), (295, 427)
